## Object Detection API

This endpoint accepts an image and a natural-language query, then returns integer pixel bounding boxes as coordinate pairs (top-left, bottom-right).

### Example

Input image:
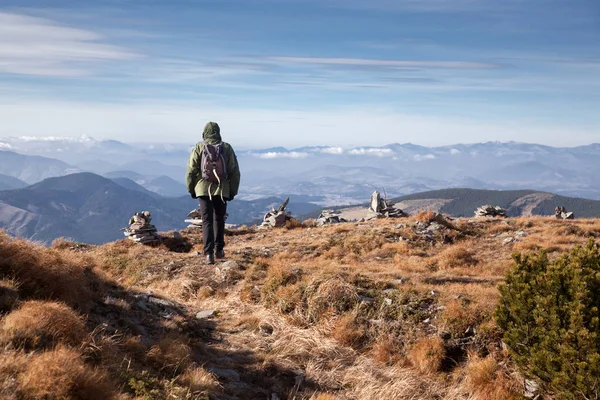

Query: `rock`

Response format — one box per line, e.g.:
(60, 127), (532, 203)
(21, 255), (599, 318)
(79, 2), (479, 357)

(515, 230), (529, 238)
(259, 198), (297, 228)
(316, 209), (348, 226)
(555, 206), (575, 220)
(366, 191), (408, 219)
(196, 310), (217, 319)
(358, 295), (375, 304)
(123, 211), (161, 244)
(259, 322), (274, 336)
(271, 394), (281, 400)
(503, 237), (517, 245)
(383, 298), (393, 306)
(148, 297), (176, 308)
(475, 205), (507, 218)
(209, 368), (240, 382)
(524, 379), (540, 398)
(215, 260), (241, 282)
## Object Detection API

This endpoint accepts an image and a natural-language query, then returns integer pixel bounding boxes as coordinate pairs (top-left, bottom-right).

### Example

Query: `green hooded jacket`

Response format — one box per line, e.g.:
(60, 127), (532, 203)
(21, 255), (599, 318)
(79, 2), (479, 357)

(186, 122), (241, 200)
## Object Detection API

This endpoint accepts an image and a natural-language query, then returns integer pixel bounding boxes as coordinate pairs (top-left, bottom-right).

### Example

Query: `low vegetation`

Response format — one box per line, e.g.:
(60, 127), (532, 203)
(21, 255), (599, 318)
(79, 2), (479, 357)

(1, 215), (599, 399)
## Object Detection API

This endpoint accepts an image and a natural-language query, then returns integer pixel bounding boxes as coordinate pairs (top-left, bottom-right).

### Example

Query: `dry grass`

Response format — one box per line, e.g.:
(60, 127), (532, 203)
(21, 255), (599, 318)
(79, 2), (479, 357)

(371, 335), (406, 366)
(332, 313), (369, 350)
(146, 335), (193, 374)
(0, 300), (86, 350)
(408, 336), (446, 375)
(463, 355), (522, 400)
(177, 366), (220, 394)
(305, 276), (359, 322)
(0, 278), (19, 313)
(0, 232), (94, 310)
(3, 216), (598, 399)
(436, 245), (478, 270)
(18, 346), (116, 400)
(440, 300), (485, 339)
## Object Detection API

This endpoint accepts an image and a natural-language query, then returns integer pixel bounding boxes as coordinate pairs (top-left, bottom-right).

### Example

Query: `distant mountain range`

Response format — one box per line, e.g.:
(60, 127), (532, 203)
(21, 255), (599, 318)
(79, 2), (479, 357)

(0, 174), (28, 191)
(2, 138), (600, 205)
(0, 173), (320, 244)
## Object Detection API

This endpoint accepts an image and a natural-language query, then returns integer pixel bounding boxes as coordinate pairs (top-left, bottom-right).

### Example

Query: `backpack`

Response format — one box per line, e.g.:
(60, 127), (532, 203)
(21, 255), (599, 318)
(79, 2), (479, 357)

(201, 141), (228, 184)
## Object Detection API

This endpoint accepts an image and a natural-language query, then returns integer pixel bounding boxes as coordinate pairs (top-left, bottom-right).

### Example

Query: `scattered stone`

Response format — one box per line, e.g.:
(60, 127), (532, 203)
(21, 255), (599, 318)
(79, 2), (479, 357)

(209, 368), (240, 382)
(358, 295), (375, 304)
(196, 310), (217, 319)
(366, 191), (408, 219)
(475, 205), (507, 218)
(315, 209), (347, 226)
(148, 297), (176, 308)
(215, 260), (241, 282)
(524, 379), (540, 399)
(123, 211), (161, 244)
(383, 298), (393, 306)
(515, 230), (529, 238)
(259, 322), (274, 336)
(555, 206), (574, 220)
(503, 237), (518, 245)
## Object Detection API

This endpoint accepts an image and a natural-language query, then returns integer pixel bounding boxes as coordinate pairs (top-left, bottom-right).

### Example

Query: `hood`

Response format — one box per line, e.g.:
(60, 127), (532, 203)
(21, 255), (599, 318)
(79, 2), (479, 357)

(202, 122), (222, 144)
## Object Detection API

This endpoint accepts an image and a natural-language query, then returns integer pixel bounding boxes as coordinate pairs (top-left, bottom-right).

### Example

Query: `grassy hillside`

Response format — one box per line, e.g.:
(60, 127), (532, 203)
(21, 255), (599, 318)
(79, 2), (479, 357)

(1, 215), (598, 399)
(393, 188), (537, 217)
(533, 194), (600, 218)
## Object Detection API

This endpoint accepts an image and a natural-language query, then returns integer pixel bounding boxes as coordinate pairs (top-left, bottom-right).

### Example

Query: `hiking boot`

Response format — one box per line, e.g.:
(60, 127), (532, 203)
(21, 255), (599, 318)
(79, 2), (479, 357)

(215, 250), (225, 259)
(205, 253), (215, 265)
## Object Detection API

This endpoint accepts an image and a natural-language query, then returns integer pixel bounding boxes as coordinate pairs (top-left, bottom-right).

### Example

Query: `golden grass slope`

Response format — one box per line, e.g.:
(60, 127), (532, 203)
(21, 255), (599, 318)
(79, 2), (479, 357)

(1, 215), (599, 399)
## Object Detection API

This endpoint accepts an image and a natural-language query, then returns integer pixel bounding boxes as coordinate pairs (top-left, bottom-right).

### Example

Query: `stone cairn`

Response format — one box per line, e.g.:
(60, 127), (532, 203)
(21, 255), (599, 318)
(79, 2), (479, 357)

(316, 210), (347, 226)
(555, 206), (574, 220)
(260, 197), (294, 228)
(123, 211), (160, 244)
(366, 191), (407, 219)
(475, 205), (507, 218)
(185, 209), (203, 229)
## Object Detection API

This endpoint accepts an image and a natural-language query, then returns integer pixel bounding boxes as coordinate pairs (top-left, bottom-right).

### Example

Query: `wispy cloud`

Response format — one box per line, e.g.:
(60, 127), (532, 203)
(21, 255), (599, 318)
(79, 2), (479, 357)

(348, 148), (395, 157)
(320, 147), (344, 154)
(257, 151), (309, 159)
(414, 154), (436, 161)
(0, 12), (139, 77)
(266, 56), (501, 70)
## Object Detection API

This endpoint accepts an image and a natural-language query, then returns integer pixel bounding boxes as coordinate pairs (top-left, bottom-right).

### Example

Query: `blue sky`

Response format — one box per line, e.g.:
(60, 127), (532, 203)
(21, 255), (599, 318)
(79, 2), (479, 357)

(0, 0), (598, 147)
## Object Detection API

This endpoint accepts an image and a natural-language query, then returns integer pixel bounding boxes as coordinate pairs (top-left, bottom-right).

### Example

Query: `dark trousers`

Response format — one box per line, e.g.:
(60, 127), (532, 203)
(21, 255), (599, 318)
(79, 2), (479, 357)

(199, 196), (227, 255)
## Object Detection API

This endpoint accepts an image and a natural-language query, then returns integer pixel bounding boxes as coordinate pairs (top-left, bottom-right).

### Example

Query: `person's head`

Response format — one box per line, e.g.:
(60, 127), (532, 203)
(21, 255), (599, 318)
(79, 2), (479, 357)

(203, 121), (222, 143)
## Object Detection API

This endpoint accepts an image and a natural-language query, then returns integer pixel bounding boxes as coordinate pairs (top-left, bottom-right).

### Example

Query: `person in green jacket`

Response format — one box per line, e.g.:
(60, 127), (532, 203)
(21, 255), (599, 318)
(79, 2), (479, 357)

(186, 122), (241, 264)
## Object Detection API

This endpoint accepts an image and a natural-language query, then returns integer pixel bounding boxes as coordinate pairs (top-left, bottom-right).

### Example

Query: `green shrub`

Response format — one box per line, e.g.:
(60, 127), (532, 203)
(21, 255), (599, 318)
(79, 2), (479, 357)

(495, 239), (600, 399)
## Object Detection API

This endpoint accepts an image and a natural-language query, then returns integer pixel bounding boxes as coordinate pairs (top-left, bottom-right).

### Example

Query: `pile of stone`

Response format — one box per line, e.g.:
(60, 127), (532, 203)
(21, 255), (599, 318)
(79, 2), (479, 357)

(475, 205), (507, 218)
(366, 191), (408, 219)
(316, 210), (347, 226)
(260, 197), (295, 228)
(185, 209), (203, 229)
(555, 206), (574, 220)
(123, 211), (161, 244)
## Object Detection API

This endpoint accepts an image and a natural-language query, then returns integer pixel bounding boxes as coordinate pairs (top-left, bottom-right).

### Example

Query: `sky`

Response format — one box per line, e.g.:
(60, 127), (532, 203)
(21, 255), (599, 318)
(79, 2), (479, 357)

(0, 0), (598, 148)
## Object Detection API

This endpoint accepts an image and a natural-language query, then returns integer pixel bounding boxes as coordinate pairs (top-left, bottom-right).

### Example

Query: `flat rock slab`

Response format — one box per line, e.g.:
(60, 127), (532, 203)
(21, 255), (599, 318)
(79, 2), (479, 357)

(209, 367), (240, 382)
(196, 310), (217, 319)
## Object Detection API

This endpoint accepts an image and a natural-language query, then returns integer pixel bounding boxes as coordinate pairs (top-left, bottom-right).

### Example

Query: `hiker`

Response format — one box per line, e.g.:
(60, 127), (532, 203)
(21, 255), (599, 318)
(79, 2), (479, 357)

(186, 122), (241, 265)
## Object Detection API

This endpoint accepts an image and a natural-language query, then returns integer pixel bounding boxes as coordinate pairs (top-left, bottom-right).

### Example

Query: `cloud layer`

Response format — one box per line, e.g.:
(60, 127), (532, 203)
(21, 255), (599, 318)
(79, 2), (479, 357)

(0, 12), (138, 77)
